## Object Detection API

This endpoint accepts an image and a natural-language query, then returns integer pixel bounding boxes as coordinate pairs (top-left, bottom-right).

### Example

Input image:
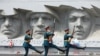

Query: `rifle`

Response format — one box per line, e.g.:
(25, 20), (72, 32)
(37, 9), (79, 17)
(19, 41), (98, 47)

(72, 26), (75, 37)
(51, 19), (55, 37)
(68, 26), (75, 43)
(31, 27), (33, 39)
(48, 19), (55, 42)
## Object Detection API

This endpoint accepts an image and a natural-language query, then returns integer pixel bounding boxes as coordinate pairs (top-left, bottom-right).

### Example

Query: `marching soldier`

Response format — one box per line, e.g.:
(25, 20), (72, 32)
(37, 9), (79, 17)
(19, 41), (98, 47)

(23, 30), (43, 56)
(43, 26), (65, 56)
(64, 28), (86, 56)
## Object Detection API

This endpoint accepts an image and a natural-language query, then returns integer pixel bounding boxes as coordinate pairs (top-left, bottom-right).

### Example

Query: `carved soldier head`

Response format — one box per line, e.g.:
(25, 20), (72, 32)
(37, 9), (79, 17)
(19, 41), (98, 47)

(0, 9), (22, 39)
(29, 12), (58, 39)
(68, 9), (93, 40)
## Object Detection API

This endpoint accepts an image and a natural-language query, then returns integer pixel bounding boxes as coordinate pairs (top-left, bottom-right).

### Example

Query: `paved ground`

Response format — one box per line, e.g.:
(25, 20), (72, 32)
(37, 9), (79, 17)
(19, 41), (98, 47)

(0, 47), (100, 56)
(0, 54), (91, 56)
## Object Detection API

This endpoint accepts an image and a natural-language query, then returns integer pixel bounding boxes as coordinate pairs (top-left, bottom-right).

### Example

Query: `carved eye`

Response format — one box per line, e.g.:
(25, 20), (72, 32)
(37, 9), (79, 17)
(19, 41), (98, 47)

(69, 16), (77, 22)
(81, 16), (90, 22)
(42, 17), (51, 20)
(0, 16), (5, 22)
(31, 17), (38, 21)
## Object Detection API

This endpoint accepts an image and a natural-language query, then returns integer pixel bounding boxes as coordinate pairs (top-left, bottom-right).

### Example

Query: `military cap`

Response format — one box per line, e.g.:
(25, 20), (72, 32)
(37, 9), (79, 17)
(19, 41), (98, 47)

(45, 26), (50, 30)
(64, 29), (69, 32)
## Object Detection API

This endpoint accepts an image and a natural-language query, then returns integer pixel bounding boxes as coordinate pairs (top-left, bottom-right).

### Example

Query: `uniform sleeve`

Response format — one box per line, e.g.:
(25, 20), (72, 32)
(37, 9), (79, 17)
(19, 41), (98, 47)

(24, 35), (32, 40)
(44, 32), (48, 39)
(68, 34), (73, 38)
(48, 32), (54, 36)
(64, 34), (67, 40)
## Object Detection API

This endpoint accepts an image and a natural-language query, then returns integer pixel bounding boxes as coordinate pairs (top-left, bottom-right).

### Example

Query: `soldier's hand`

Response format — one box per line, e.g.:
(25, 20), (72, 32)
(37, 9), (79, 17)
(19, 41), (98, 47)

(52, 34), (55, 36)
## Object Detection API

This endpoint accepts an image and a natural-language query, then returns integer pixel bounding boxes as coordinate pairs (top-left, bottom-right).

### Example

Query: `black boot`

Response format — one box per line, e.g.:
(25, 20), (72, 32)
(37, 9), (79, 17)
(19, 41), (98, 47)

(83, 46), (86, 50)
(39, 51), (43, 54)
(62, 49), (65, 53)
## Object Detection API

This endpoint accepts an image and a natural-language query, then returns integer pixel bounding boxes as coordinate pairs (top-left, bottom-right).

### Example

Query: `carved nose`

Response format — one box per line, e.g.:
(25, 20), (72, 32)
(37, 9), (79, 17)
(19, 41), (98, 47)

(37, 17), (45, 28)
(4, 18), (12, 27)
(76, 18), (82, 28)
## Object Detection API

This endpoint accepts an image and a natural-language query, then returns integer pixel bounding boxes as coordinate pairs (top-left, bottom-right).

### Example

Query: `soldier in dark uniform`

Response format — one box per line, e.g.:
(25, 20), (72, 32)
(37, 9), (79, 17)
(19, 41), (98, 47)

(64, 29), (86, 56)
(23, 30), (43, 56)
(43, 26), (65, 56)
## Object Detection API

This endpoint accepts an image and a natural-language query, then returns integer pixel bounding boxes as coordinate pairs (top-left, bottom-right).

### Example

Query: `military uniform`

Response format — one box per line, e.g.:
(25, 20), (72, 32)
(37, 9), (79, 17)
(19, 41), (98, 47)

(43, 32), (64, 56)
(64, 33), (85, 56)
(23, 34), (42, 56)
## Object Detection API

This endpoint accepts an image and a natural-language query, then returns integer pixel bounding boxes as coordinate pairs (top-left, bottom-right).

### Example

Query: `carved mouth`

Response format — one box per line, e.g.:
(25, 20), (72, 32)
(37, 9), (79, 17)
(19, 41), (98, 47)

(2, 30), (14, 34)
(35, 30), (45, 34)
(75, 31), (84, 35)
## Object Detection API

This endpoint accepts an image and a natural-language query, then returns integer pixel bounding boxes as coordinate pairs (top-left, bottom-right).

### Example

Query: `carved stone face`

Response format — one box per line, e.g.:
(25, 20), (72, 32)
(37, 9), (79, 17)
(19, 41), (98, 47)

(30, 13), (54, 39)
(68, 10), (92, 40)
(0, 15), (22, 39)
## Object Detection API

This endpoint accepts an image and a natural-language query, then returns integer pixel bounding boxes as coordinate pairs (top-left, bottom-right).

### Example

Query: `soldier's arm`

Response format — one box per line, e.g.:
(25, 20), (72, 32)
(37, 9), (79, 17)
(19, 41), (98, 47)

(48, 35), (53, 41)
(68, 37), (72, 42)
(67, 34), (73, 42)
(27, 35), (33, 40)
(29, 37), (33, 40)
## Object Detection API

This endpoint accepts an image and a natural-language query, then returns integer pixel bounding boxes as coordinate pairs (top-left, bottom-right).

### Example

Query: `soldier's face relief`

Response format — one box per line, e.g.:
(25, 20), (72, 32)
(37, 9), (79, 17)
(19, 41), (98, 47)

(68, 11), (92, 40)
(0, 15), (21, 39)
(30, 13), (54, 39)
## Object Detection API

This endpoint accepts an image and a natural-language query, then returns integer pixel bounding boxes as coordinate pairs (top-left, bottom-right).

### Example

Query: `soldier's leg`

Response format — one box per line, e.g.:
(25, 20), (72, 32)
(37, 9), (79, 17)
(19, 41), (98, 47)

(65, 46), (70, 56)
(29, 44), (42, 54)
(44, 46), (49, 56)
(24, 47), (29, 56)
(51, 43), (65, 52)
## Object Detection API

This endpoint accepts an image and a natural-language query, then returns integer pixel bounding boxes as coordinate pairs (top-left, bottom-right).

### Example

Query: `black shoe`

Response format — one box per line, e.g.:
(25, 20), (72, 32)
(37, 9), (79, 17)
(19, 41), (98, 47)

(39, 51), (43, 54)
(62, 50), (65, 53)
(83, 46), (86, 50)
